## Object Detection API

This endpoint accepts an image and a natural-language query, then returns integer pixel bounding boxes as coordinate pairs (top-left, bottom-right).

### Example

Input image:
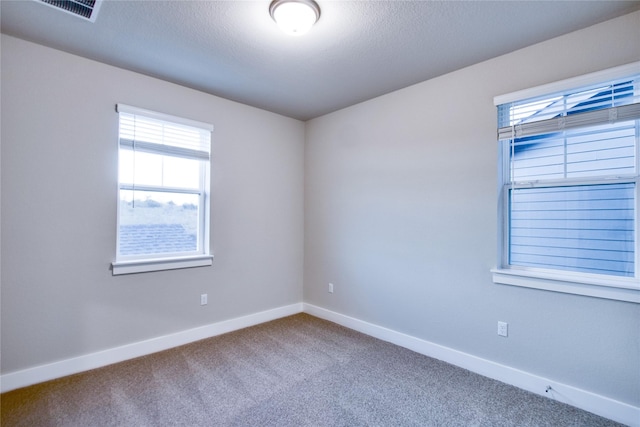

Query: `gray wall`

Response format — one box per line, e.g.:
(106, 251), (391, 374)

(1, 35), (304, 373)
(2, 10), (640, 410)
(304, 12), (640, 406)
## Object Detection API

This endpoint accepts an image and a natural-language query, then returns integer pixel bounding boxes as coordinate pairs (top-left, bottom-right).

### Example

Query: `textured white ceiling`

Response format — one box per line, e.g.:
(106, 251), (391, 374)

(2, 0), (639, 120)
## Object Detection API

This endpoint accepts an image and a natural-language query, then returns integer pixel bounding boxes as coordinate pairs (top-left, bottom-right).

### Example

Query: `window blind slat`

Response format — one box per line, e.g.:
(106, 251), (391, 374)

(118, 110), (211, 157)
(498, 103), (640, 140)
(119, 138), (209, 161)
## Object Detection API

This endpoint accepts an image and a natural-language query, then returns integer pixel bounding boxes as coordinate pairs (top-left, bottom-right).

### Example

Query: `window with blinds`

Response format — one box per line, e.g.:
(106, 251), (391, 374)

(113, 104), (213, 274)
(497, 71), (639, 279)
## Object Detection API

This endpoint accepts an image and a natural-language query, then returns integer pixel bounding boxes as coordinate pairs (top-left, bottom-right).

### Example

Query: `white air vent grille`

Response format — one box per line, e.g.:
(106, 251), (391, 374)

(37, 0), (102, 22)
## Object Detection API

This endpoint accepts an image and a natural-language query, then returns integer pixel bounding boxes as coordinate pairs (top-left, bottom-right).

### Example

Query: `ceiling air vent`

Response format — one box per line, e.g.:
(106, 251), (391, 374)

(37, 0), (102, 22)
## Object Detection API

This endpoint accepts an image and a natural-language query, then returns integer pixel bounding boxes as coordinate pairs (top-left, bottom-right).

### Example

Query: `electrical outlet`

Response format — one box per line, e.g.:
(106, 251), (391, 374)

(497, 321), (508, 337)
(200, 294), (208, 306)
(328, 283), (334, 293)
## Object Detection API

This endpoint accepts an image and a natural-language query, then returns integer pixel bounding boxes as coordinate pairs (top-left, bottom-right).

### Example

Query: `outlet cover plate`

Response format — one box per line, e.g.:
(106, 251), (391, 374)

(497, 321), (508, 337)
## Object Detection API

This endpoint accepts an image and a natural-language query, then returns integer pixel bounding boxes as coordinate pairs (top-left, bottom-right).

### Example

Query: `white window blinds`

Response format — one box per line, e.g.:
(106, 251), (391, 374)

(117, 104), (212, 161)
(496, 66), (640, 279)
(497, 75), (640, 142)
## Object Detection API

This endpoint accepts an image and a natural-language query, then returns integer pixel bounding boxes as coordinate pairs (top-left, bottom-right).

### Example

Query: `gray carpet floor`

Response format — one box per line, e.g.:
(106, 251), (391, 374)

(0, 313), (624, 426)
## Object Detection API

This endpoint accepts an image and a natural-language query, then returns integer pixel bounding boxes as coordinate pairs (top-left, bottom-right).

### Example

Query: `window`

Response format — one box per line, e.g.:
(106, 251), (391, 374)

(492, 63), (640, 303)
(112, 104), (213, 275)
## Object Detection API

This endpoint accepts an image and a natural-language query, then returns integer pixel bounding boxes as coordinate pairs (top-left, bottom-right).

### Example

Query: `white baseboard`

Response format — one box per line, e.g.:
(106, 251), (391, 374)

(0, 303), (303, 393)
(303, 303), (639, 427)
(3, 301), (637, 426)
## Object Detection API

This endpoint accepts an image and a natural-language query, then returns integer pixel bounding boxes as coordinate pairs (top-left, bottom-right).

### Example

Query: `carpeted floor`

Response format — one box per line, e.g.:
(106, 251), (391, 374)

(0, 313), (623, 426)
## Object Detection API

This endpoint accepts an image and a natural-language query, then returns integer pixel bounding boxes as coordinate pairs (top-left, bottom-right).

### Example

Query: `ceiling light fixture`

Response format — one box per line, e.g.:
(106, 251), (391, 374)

(269, 0), (321, 36)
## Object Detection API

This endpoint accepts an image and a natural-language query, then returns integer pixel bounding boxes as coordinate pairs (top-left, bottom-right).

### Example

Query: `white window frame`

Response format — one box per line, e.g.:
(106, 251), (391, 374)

(112, 104), (213, 275)
(492, 62), (640, 304)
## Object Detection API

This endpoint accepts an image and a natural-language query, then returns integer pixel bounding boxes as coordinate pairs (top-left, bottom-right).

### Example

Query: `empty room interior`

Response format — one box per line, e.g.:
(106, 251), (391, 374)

(1, 0), (640, 425)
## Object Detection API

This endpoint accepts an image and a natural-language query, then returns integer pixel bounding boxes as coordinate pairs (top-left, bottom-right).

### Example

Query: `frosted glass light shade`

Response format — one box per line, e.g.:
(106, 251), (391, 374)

(269, 0), (320, 36)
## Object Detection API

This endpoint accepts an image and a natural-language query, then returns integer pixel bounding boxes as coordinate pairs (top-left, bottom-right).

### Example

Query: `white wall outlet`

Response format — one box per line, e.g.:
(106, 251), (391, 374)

(328, 283), (334, 293)
(200, 294), (208, 306)
(497, 321), (508, 337)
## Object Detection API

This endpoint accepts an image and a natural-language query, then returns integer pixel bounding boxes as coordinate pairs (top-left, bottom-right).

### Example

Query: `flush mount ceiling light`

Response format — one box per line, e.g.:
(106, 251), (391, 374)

(269, 0), (321, 36)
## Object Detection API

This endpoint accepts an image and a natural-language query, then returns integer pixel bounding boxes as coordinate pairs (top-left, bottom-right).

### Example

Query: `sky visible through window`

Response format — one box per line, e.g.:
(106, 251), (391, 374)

(118, 149), (202, 256)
